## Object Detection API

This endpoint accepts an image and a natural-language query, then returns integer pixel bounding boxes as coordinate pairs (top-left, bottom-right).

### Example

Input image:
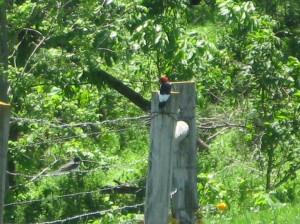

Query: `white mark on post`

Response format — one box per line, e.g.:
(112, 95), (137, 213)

(175, 121), (189, 143)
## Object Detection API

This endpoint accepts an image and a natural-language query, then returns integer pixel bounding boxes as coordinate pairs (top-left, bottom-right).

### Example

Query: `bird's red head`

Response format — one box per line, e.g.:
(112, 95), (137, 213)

(159, 76), (169, 83)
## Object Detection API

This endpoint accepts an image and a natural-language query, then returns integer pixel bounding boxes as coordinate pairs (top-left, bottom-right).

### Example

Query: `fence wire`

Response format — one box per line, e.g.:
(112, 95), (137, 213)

(6, 158), (147, 179)
(40, 203), (145, 224)
(10, 114), (151, 127)
(4, 176), (146, 208)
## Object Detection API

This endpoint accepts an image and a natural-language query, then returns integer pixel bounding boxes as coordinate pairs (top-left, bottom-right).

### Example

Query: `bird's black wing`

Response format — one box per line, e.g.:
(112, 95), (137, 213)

(160, 82), (172, 95)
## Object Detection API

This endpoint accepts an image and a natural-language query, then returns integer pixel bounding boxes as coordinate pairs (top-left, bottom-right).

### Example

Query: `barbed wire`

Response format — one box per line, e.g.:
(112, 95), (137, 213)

(8, 114), (151, 153)
(6, 158), (147, 179)
(4, 176), (146, 207)
(5, 186), (115, 207)
(4, 112), (249, 224)
(212, 158), (261, 176)
(9, 123), (148, 152)
(10, 114), (151, 128)
(10, 112), (246, 130)
(52, 114), (151, 128)
(39, 203), (145, 224)
(2, 99), (151, 220)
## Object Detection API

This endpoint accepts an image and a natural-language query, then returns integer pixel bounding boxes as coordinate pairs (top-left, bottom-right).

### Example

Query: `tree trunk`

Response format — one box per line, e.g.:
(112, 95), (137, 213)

(0, 0), (9, 102)
(266, 147), (274, 191)
(0, 102), (11, 224)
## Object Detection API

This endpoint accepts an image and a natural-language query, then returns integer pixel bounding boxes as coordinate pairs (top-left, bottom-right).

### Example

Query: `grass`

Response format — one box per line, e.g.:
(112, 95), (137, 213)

(205, 203), (300, 224)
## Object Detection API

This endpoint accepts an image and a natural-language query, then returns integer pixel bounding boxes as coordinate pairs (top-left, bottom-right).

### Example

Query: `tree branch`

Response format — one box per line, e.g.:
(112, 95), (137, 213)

(271, 164), (300, 190)
(86, 68), (151, 112)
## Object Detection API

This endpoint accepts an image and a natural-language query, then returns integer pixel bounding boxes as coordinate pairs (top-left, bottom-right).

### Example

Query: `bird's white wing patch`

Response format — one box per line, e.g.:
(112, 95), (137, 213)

(158, 93), (170, 102)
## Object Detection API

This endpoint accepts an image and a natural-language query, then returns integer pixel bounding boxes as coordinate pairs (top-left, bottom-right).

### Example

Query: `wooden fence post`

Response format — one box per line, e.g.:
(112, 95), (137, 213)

(0, 102), (10, 224)
(145, 91), (179, 224)
(171, 82), (199, 223)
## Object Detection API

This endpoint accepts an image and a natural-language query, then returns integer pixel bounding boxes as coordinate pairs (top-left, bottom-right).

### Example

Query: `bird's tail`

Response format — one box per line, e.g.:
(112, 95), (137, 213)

(159, 101), (167, 109)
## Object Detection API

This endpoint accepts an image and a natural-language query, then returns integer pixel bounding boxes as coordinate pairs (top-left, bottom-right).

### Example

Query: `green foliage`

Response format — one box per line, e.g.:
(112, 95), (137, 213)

(206, 202), (300, 224)
(211, 0), (300, 192)
(198, 128), (300, 223)
(3, 0), (300, 222)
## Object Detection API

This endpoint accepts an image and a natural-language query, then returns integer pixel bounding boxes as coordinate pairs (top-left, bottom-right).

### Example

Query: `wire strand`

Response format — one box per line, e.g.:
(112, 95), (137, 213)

(10, 114), (151, 127)
(6, 158), (147, 178)
(39, 203), (145, 224)
(4, 177), (146, 207)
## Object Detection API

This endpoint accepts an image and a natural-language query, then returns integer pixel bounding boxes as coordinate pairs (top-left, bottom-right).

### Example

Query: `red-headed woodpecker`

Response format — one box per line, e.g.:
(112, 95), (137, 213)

(158, 76), (172, 109)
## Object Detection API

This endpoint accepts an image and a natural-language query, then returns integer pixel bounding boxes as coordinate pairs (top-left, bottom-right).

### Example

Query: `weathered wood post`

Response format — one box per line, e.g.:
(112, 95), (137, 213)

(0, 102), (11, 224)
(145, 91), (179, 224)
(171, 82), (199, 223)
